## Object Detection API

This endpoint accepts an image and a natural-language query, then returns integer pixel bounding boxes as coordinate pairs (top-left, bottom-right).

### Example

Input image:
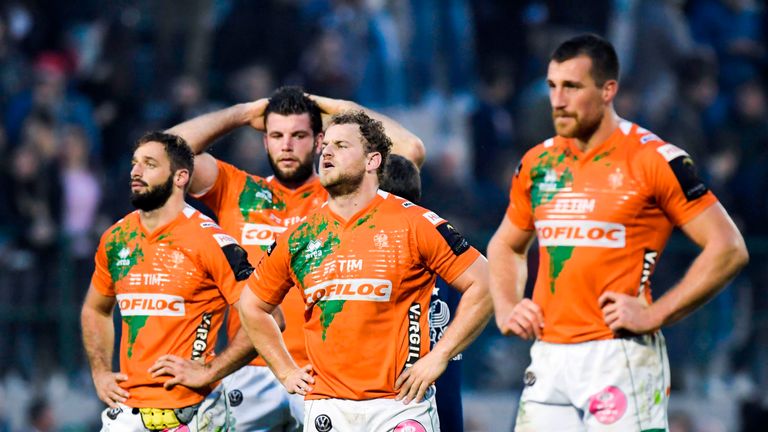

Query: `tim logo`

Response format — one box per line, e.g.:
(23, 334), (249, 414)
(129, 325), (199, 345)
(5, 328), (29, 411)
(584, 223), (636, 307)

(304, 279), (392, 305)
(228, 389), (243, 407)
(242, 223), (286, 246)
(117, 293), (185, 316)
(314, 414), (332, 432)
(535, 220), (625, 248)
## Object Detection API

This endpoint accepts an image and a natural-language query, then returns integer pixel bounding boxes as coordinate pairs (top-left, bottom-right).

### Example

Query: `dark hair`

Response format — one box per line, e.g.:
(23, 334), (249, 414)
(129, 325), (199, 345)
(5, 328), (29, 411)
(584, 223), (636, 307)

(265, 86), (323, 135)
(27, 397), (49, 423)
(380, 154), (421, 202)
(551, 33), (619, 86)
(328, 110), (392, 176)
(135, 131), (195, 180)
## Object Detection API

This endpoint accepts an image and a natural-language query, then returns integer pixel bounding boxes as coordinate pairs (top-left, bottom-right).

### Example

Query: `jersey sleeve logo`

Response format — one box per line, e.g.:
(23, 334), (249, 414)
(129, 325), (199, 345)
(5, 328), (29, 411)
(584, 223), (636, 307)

(436, 222), (470, 255)
(657, 144), (709, 201)
(422, 211), (445, 225)
(213, 233), (237, 247)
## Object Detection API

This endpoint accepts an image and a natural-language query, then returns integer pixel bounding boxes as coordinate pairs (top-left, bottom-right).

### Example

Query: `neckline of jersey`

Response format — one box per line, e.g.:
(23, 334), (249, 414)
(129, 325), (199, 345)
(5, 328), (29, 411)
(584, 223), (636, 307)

(267, 174), (323, 198)
(324, 192), (386, 228)
(565, 124), (629, 164)
(132, 208), (190, 241)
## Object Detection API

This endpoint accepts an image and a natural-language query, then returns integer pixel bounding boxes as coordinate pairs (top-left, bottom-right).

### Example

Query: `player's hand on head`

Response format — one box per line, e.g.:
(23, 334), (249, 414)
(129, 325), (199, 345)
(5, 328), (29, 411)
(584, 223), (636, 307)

(599, 291), (659, 334)
(148, 354), (213, 390)
(247, 98), (270, 131)
(280, 364), (314, 396)
(394, 352), (447, 405)
(92, 370), (130, 408)
(500, 298), (544, 340)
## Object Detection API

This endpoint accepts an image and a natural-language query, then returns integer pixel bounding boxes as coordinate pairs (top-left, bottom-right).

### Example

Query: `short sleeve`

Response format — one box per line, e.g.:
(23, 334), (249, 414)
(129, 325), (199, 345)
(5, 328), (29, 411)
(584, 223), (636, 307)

(642, 143), (718, 226)
(412, 211), (482, 284)
(194, 160), (243, 214)
(199, 228), (254, 305)
(248, 236), (295, 306)
(506, 158), (535, 230)
(90, 230), (115, 296)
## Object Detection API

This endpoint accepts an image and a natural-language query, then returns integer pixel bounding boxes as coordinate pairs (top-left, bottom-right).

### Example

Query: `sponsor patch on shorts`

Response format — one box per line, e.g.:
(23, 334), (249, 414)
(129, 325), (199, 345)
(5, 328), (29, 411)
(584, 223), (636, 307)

(228, 389), (243, 407)
(588, 386), (627, 424)
(436, 222), (470, 255)
(314, 414), (332, 432)
(394, 420), (426, 431)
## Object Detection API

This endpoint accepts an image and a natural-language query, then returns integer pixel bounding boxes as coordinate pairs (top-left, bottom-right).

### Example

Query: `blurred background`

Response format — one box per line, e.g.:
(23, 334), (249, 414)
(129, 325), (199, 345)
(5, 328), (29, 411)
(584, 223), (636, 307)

(0, 0), (765, 430)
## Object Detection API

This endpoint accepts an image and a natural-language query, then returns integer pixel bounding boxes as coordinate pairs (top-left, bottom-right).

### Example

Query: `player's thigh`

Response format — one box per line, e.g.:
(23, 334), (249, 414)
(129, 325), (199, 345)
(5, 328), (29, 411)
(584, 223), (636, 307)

(188, 385), (228, 432)
(100, 405), (144, 432)
(222, 366), (300, 431)
(580, 333), (670, 431)
(514, 400), (585, 432)
(366, 386), (440, 432)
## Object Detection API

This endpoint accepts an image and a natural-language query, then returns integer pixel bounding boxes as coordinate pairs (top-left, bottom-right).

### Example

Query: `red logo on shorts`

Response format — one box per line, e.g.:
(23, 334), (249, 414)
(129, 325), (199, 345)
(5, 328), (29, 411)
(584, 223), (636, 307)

(588, 386), (627, 424)
(394, 420), (427, 432)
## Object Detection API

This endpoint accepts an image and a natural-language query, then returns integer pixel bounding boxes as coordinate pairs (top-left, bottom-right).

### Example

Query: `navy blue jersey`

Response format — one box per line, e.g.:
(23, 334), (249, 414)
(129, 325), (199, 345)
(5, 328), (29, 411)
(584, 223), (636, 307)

(430, 278), (463, 432)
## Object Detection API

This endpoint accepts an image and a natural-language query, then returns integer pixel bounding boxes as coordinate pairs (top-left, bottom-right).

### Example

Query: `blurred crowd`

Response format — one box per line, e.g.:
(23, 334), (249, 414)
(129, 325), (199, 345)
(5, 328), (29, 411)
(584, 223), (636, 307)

(0, 0), (766, 431)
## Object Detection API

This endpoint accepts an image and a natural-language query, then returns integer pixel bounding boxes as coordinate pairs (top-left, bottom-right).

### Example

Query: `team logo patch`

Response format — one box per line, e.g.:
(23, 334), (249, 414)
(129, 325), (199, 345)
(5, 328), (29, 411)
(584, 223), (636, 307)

(394, 419), (427, 431)
(228, 389), (243, 407)
(422, 211), (444, 225)
(588, 386), (627, 424)
(667, 153), (708, 201)
(314, 414), (332, 432)
(436, 222), (470, 255)
(213, 233), (237, 247)
(523, 370), (536, 386)
(106, 406), (122, 420)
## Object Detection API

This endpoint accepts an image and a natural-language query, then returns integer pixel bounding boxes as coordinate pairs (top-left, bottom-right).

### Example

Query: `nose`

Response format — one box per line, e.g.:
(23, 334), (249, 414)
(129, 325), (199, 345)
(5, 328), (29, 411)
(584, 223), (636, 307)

(280, 136), (295, 152)
(130, 163), (142, 177)
(550, 86), (567, 110)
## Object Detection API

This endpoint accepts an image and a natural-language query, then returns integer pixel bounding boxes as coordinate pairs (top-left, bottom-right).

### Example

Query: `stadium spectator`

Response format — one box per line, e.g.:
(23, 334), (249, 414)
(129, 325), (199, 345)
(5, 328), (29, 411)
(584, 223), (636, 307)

(488, 33), (748, 430)
(80, 131), (258, 431)
(239, 110), (492, 431)
(26, 397), (55, 432)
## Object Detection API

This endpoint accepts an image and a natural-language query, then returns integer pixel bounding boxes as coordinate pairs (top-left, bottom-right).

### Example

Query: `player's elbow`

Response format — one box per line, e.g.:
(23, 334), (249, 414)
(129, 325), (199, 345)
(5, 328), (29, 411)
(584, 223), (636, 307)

(405, 137), (426, 169)
(715, 234), (749, 277)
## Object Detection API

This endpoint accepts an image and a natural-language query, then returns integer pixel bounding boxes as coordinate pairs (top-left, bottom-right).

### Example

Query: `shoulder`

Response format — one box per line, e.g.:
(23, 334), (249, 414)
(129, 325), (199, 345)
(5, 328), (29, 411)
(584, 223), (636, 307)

(99, 212), (138, 242)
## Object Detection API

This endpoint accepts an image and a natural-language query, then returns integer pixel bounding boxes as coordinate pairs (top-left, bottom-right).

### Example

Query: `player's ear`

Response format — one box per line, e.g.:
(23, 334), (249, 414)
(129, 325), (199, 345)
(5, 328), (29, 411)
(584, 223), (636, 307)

(367, 152), (382, 172)
(174, 169), (190, 188)
(603, 79), (618, 103)
(314, 132), (324, 155)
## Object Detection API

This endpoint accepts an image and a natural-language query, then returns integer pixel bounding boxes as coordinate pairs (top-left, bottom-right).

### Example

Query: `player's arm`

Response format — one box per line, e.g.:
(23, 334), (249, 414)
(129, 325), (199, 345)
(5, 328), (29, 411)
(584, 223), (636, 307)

(487, 217), (541, 339)
(81, 284), (128, 408)
(601, 203), (748, 333)
(309, 94), (426, 168)
(165, 99), (268, 195)
(239, 287), (314, 395)
(148, 299), (259, 390)
(396, 256), (492, 404)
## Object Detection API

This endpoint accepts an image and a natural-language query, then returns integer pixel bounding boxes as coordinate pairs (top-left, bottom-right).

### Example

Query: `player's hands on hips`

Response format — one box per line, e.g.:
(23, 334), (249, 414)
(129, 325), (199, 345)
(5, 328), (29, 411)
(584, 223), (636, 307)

(246, 98), (270, 131)
(148, 354), (213, 390)
(497, 298), (544, 340)
(599, 291), (659, 334)
(394, 352), (447, 405)
(92, 370), (130, 408)
(280, 364), (315, 396)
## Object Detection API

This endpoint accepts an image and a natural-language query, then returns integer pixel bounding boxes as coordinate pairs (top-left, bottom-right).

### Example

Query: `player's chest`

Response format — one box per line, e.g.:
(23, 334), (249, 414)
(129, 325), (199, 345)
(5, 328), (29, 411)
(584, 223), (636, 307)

(529, 157), (650, 244)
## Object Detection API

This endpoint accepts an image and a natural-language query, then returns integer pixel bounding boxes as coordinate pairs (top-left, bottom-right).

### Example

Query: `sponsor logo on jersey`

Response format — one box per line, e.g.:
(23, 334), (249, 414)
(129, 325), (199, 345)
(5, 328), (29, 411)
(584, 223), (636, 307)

(535, 220), (626, 248)
(638, 249), (658, 296)
(436, 222), (470, 255)
(241, 223), (287, 246)
(191, 312), (213, 360)
(422, 211), (444, 225)
(405, 302), (422, 369)
(228, 389), (243, 407)
(116, 247), (132, 266)
(213, 233), (237, 247)
(128, 273), (171, 286)
(304, 278), (392, 305)
(656, 143), (688, 162)
(640, 133), (661, 144)
(200, 221), (218, 229)
(552, 198), (596, 214)
(402, 201), (416, 208)
(117, 293), (185, 316)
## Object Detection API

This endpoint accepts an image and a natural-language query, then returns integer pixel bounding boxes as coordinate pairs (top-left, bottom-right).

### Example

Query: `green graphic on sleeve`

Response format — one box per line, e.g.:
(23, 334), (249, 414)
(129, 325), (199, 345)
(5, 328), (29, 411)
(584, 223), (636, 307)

(546, 246), (574, 294)
(239, 176), (286, 221)
(122, 315), (148, 358)
(317, 300), (346, 340)
(105, 224), (145, 282)
(288, 217), (341, 287)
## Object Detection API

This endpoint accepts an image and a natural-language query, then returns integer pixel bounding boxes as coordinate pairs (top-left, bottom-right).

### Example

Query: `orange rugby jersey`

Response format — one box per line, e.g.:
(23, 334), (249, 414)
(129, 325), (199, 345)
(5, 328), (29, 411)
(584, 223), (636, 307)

(249, 190), (481, 400)
(196, 160), (327, 367)
(91, 205), (253, 408)
(507, 121), (717, 343)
